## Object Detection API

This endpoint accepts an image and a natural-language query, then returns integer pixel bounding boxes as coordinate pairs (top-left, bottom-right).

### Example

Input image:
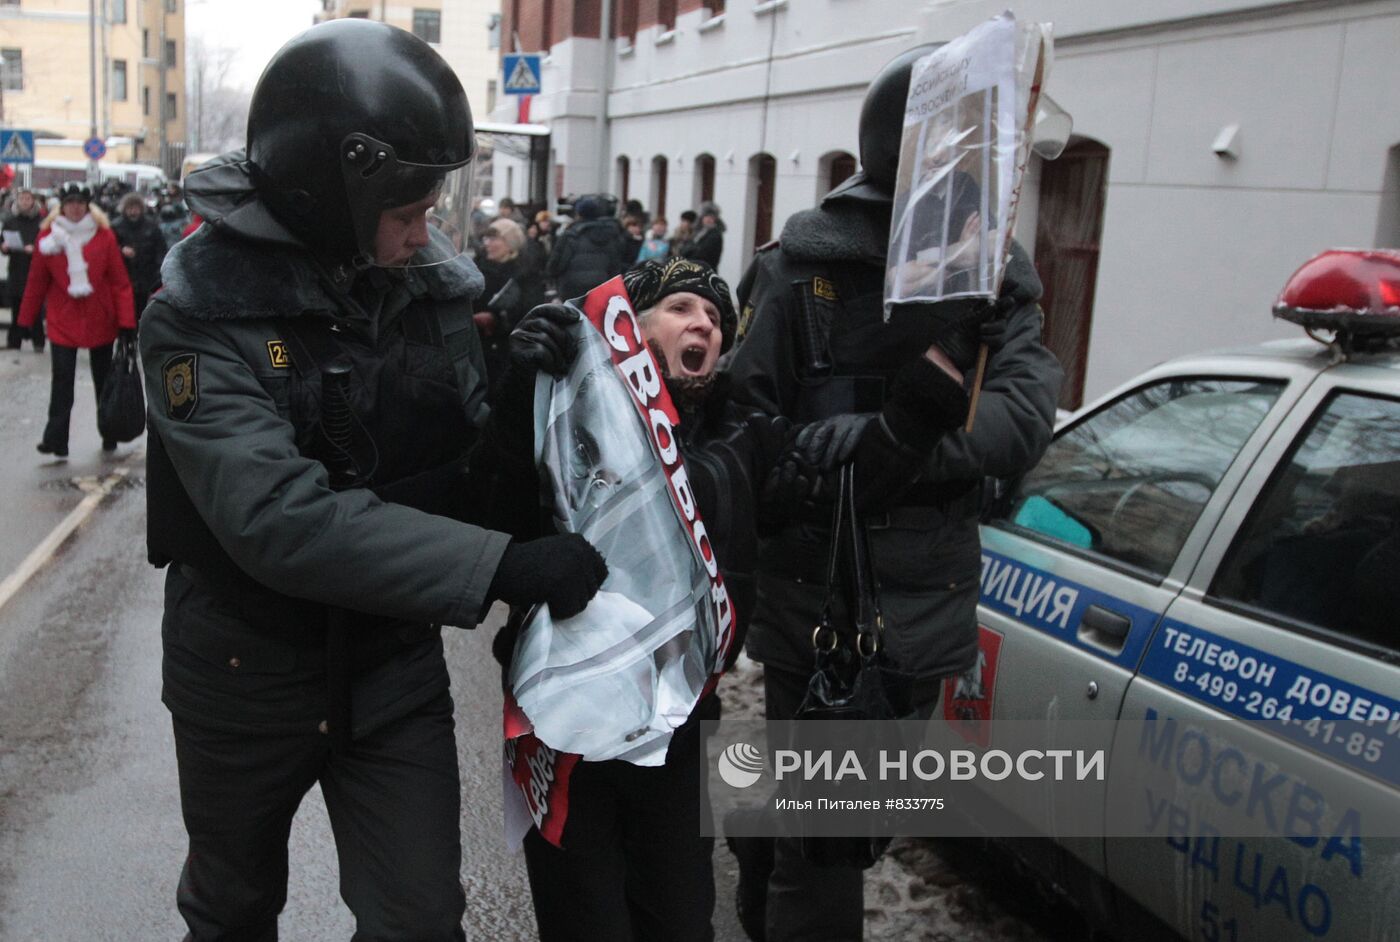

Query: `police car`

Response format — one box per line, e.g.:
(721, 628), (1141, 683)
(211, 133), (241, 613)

(943, 249), (1400, 941)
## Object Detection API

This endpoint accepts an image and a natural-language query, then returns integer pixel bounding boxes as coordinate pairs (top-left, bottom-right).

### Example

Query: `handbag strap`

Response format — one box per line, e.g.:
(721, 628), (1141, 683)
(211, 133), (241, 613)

(848, 466), (884, 657)
(812, 463), (883, 657)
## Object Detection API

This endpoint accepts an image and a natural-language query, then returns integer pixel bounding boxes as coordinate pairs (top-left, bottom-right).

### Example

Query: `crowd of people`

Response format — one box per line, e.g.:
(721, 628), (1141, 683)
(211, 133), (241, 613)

(6, 17), (1063, 942)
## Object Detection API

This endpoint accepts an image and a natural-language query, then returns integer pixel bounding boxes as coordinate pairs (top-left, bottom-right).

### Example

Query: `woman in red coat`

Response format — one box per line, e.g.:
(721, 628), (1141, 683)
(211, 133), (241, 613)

(19, 182), (136, 458)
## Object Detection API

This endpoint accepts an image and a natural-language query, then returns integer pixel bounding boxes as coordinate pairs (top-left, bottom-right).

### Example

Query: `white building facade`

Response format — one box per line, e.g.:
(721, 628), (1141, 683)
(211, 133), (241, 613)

(499, 0), (1400, 406)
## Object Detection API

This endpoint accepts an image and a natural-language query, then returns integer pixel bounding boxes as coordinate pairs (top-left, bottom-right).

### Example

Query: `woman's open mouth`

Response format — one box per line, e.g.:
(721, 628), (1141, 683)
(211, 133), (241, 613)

(680, 344), (708, 374)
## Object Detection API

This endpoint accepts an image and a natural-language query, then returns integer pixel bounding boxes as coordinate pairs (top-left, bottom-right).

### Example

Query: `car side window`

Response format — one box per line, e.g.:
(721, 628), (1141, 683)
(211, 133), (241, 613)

(1210, 392), (1400, 654)
(990, 378), (1283, 579)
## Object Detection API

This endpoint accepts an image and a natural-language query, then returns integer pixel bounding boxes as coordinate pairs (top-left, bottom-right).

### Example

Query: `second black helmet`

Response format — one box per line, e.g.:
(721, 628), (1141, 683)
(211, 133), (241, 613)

(858, 43), (944, 194)
(246, 19), (475, 267)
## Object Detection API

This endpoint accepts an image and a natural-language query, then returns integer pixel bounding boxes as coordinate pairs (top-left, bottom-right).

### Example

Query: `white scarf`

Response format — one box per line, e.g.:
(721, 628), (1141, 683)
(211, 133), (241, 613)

(40, 214), (99, 298)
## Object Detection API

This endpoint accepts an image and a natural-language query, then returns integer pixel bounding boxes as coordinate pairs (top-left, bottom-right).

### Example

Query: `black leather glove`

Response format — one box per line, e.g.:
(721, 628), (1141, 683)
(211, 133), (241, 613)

(511, 303), (579, 377)
(979, 312), (1010, 355)
(794, 413), (876, 473)
(761, 447), (831, 521)
(932, 292), (1017, 373)
(881, 356), (971, 451)
(488, 533), (608, 619)
(848, 357), (971, 513)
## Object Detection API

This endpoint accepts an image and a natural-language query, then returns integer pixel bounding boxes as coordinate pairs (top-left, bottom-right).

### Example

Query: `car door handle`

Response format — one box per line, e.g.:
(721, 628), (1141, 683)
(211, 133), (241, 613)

(1081, 605), (1131, 641)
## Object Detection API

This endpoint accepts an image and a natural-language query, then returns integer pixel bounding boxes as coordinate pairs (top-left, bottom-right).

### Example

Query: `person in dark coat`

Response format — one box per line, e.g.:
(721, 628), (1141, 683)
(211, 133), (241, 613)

(472, 217), (547, 395)
(546, 193), (629, 300)
(3, 188), (45, 351)
(138, 22), (605, 941)
(668, 210), (697, 260)
(112, 191), (168, 321)
(621, 214), (646, 265)
(529, 209), (557, 271)
(724, 44), (1064, 942)
(478, 257), (970, 942)
(680, 201), (724, 269)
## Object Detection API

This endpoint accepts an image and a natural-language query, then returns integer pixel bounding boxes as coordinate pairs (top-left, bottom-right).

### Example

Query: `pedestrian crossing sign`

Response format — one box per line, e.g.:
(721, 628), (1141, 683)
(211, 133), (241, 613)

(0, 129), (35, 164)
(502, 54), (542, 96)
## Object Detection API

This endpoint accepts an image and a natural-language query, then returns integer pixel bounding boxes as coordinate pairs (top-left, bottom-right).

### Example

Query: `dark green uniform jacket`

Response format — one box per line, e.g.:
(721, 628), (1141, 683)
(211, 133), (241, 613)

(140, 158), (509, 739)
(729, 178), (1063, 701)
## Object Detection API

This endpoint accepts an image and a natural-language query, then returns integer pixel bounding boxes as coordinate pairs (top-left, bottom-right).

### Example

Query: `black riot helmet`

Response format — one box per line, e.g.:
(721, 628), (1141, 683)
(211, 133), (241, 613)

(858, 43), (944, 194)
(245, 19), (475, 267)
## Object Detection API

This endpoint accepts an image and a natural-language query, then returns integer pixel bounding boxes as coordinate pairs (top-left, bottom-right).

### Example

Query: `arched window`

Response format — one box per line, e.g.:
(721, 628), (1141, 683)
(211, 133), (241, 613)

(745, 152), (776, 261)
(693, 153), (716, 208)
(816, 150), (857, 199)
(616, 155), (630, 202)
(1034, 136), (1111, 410)
(651, 155), (669, 220)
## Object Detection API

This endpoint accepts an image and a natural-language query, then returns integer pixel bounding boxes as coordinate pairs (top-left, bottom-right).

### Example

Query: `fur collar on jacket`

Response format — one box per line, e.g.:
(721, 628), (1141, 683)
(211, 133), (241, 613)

(779, 201), (890, 267)
(160, 222), (485, 322)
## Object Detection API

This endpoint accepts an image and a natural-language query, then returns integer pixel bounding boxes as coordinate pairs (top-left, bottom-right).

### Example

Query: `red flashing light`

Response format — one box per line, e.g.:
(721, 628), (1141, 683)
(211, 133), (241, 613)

(1274, 250), (1400, 348)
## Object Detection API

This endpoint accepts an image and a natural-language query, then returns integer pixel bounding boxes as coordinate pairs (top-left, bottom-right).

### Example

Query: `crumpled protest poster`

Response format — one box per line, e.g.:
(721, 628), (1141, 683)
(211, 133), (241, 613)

(502, 277), (734, 847)
(885, 11), (1049, 317)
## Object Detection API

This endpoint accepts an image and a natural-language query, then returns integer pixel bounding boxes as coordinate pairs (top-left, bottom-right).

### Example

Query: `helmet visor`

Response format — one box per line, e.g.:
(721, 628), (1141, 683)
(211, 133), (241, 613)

(341, 132), (476, 270)
(379, 161), (476, 271)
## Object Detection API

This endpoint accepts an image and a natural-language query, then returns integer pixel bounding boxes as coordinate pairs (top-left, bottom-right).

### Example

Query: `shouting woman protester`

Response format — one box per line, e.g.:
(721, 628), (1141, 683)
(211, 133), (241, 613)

(477, 258), (972, 941)
(20, 182), (136, 457)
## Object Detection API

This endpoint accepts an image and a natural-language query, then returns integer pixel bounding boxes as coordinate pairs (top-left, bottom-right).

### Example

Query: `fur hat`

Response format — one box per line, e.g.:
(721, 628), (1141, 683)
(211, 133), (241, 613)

(57, 181), (93, 205)
(623, 258), (737, 353)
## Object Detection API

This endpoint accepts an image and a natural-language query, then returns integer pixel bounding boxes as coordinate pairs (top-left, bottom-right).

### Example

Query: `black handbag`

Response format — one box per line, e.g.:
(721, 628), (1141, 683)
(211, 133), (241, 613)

(98, 335), (147, 443)
(796, 463), (893, 723)
(794, 463), (899, 869)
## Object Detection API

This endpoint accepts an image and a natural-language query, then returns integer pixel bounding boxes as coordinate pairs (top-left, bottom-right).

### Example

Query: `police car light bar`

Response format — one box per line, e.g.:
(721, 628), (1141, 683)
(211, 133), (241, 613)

(1274, 249), (1400, 355)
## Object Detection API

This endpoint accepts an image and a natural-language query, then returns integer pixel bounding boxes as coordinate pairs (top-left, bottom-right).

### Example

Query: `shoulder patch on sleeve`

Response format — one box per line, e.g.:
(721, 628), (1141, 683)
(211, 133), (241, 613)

(163, 353), (199, 421)
(737, 302), (756, 341)
(266, 340), (290, 369)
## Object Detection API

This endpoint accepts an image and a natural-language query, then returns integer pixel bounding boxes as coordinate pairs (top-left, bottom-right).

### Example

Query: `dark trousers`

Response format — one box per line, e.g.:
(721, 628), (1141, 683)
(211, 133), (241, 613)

(133, 286), (152, 324)
(761, 665), (865, 942)
(521, 707), (717, 942)
(171, 691), (466, 942)
(758, 665), (943, 941)
(42, 342), (112, 451)
(6, 286), (43, 349)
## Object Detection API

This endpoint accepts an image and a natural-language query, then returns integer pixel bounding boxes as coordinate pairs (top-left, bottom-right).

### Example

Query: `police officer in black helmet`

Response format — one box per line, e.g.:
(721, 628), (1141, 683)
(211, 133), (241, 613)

(139, 20), (605, 940)
(727, 45), (1063, 941)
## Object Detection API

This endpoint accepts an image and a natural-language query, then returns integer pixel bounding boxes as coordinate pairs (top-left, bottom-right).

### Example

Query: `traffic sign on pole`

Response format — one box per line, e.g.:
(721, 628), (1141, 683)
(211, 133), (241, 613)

(0, 129), (36, 164)
(83, 137), (107, 160)
(502, 54), (542, 96)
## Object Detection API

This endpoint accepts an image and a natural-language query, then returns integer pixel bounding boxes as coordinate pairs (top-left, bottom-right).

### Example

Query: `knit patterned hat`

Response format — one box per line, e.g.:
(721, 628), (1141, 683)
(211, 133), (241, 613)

(622, 258), (738, 352)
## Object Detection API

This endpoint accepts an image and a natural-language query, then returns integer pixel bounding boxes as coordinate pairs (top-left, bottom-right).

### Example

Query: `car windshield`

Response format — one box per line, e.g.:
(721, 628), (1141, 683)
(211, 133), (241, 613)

(998, 377), (1283, 578)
